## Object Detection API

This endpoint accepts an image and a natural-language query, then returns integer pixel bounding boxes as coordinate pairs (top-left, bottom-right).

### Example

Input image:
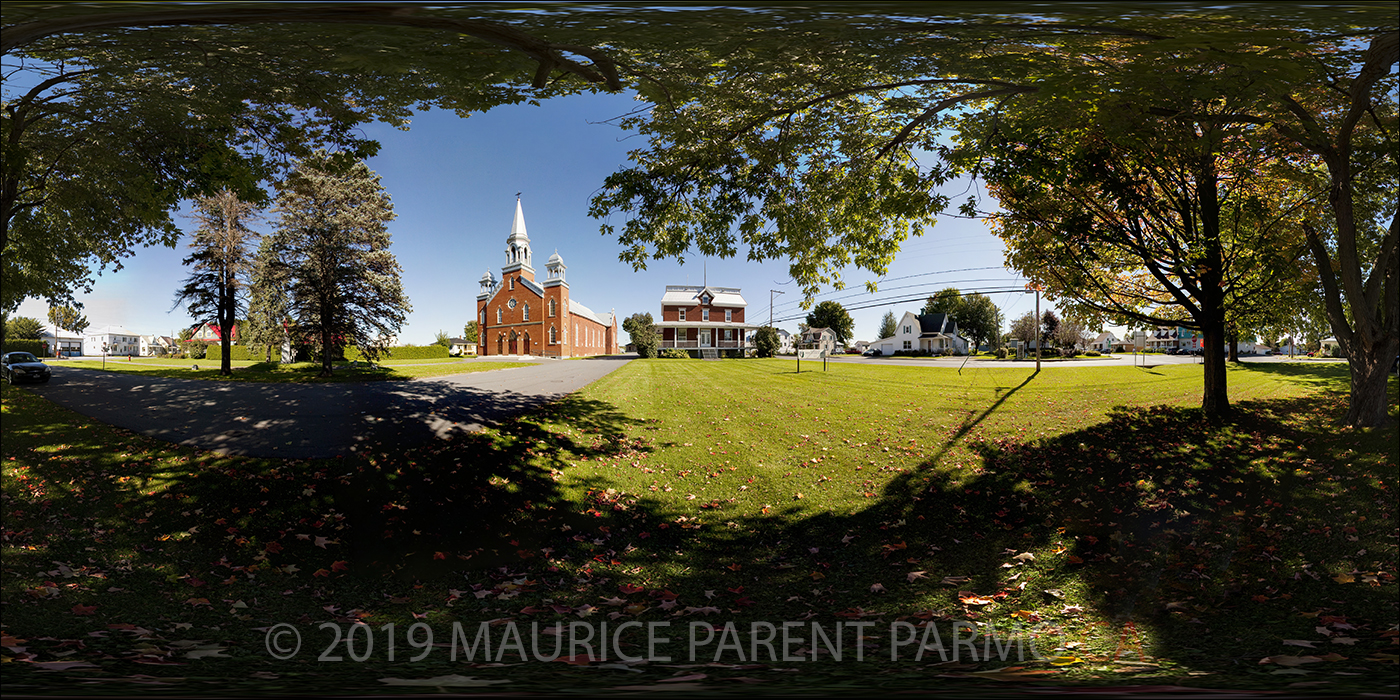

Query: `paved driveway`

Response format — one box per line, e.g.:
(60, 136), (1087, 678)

(26, 357), (632, 459)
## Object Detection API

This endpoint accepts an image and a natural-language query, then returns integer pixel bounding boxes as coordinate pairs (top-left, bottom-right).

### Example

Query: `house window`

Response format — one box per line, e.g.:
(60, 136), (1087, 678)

(725, 309), (732, 322)
(904, 325), (911, 334)
(523, 303), (530, 321)
(703, 308), (710, 321)
(724, 329), (732, 340)
(903, 340), (912, 350)
(677, 329), (688, 342)
(679, 309), (686, 321)
(496, 308), (502, 324)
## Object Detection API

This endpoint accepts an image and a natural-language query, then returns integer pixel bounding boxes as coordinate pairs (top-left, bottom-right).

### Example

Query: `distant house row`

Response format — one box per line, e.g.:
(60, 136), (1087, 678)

(38, 323), (211, 357)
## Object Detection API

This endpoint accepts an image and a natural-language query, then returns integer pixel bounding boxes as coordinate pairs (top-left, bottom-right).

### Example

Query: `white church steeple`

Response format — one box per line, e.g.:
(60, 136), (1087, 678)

(502, 196), (535, 277)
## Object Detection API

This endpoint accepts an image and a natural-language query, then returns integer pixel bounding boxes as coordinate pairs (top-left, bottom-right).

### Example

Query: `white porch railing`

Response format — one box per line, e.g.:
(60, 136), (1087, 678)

(660, 339), (741, 349)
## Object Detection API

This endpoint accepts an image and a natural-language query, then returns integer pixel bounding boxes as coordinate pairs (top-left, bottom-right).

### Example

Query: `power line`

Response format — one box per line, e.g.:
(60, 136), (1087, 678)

(772, 272), (1025, 315)
(775, 287), (1030, 324)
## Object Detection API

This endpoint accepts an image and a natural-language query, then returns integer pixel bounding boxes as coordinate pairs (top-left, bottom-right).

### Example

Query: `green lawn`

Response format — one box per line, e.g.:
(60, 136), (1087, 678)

(2, 360), (1395, 695)
(53, 358), (536, 383)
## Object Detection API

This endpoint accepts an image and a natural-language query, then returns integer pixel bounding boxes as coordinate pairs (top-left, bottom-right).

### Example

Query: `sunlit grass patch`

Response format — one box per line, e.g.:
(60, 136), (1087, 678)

(1, 361), (1395, 695)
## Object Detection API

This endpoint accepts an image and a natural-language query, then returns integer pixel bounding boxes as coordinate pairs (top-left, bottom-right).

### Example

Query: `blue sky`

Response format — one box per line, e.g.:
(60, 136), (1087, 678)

(17, 89), (1046, 345)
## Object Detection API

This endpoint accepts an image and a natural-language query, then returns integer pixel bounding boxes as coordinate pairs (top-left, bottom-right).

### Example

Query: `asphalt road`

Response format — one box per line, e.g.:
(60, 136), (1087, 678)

(24, 357), (633, 459)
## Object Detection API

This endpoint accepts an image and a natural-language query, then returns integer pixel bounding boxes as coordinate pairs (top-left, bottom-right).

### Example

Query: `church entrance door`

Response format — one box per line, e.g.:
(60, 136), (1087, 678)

(523, 333), (531, 355)
(509, 332), (518, 354)
(496, 335), (504, 355)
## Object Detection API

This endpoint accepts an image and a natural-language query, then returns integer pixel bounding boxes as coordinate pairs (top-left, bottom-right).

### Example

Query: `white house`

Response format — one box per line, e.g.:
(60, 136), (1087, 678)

(449, 337), (475, 356)
(871, 311), (968, 355)
(84, 325), (141, 357)
(1090, 331), (1118, 352)
(799, 327), (839, 353)
(38, 325), (83, 357)
(777, 328), (795, 354)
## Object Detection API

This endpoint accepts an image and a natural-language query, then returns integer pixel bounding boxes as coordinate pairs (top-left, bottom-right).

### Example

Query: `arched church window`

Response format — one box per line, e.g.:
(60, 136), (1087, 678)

(496, 308), (502, 324)
(523, 303), (530, 321)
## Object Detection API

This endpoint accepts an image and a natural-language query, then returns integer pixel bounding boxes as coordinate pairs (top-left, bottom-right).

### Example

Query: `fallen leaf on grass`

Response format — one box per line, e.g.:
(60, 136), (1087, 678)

(1332, 573), (1355, 584)
(379, 675), (510, 687)
(1259, 655), (1323, 666)
(70, 604), (97, 616)
(966, 666), (1062, 681)
(661, 673), (708, 682)
(1282, 640), (1318, 648)
(940, 576), (971, 586)
(30, 660), (99, 671)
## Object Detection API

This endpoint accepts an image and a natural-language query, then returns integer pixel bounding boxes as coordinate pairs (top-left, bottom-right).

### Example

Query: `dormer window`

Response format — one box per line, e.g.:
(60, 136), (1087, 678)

(700, 293), (712, 305)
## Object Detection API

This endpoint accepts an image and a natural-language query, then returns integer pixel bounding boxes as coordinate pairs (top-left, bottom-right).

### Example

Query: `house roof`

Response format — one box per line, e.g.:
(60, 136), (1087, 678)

(915, 313), (958, 338)
(661, 285), (747, 308)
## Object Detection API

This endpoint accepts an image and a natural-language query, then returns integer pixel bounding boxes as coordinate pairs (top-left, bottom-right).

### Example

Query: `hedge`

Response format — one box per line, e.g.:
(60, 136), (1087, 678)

(205, 344), (259, 361)
(2, 339), (46, 356)
(347, 344), (449, 361)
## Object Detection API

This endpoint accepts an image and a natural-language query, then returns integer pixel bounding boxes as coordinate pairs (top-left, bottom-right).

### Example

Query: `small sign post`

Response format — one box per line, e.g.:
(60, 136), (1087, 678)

(797, 349), (826, 373)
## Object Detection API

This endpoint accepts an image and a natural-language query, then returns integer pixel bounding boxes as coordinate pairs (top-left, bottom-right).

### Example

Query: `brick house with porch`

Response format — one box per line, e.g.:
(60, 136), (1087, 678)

(475, 199), (618, 357)
(655, 285), (757, 357)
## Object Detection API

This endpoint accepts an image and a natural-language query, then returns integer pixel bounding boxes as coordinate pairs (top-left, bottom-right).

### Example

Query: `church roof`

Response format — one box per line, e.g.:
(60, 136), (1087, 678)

(569, 299), (611, 326)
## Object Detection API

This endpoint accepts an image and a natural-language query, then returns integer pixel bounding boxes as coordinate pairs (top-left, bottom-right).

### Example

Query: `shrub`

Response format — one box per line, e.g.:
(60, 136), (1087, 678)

(182, 342), (208, 360)
(206, 344), (258, 361)
(660, 348), (691, 359)
(347, 344), (449, 361)
(2, 339), (46, 356)
(1085, 350), (1102, 357)
(996, 347), (1008, 359)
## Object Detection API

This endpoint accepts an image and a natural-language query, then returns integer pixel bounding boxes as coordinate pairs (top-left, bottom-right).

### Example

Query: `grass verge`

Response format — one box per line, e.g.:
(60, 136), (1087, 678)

(2, 360), (1395, 695)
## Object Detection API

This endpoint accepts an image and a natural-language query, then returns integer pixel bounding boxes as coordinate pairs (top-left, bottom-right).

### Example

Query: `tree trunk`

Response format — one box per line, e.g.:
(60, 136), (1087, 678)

(1344, 335), (1398, 427)
(1196, 153), (1229, 418)
(1201, 319), (1230, 417)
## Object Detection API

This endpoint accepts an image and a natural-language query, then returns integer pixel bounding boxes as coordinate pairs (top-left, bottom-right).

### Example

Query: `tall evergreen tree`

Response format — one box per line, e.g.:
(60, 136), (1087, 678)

(266, 153), (409, 377)
(877, 311), (897, 340)
(245, 235), (292, 363)
(171, 190), (260, 376)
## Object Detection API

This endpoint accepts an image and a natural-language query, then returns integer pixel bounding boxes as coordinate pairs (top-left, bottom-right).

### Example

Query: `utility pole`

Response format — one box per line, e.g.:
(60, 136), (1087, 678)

(770, 290), (784, 327)
(1034, 287), (1042, 372)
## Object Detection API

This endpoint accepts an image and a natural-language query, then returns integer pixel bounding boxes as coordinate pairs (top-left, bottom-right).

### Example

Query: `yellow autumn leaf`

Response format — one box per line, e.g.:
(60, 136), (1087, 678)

(1332, 573), (1355, 584)
(1049, 655), (1082, 666)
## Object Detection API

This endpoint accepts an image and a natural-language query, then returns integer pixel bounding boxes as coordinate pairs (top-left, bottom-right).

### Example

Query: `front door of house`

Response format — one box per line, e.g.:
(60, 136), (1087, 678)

(700, 329), (711, 347)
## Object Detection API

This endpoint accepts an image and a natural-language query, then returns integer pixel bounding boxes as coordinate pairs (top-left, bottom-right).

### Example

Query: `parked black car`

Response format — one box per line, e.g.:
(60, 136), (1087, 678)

(2, 352), (51, 385)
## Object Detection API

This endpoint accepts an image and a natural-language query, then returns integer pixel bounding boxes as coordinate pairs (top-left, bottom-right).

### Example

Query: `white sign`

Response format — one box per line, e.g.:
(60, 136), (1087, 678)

(798, 349), (825, 360)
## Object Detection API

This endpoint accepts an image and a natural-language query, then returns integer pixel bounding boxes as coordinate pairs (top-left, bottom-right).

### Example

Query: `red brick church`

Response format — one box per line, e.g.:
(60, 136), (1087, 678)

(475, 199), (618, 357)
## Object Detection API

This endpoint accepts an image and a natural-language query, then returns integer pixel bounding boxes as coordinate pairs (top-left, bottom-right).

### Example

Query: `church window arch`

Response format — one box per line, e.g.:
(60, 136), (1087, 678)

(549, 299), (556, 317)
(549, 326), (557, 344)
(523, 303), (530, 321)
(496, 308), (502, 324)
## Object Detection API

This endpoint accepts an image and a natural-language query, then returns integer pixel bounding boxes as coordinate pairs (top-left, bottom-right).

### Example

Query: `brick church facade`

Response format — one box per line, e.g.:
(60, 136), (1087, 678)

(475, 199), (618, 358)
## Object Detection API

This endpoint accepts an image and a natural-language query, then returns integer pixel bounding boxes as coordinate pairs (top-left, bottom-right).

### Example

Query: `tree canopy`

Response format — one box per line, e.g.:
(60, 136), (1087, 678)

(47, 305), (87, 334)
(806, 301), (855, 345)
(264, 153), (410, 376)
(172, 190), (260, 376)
